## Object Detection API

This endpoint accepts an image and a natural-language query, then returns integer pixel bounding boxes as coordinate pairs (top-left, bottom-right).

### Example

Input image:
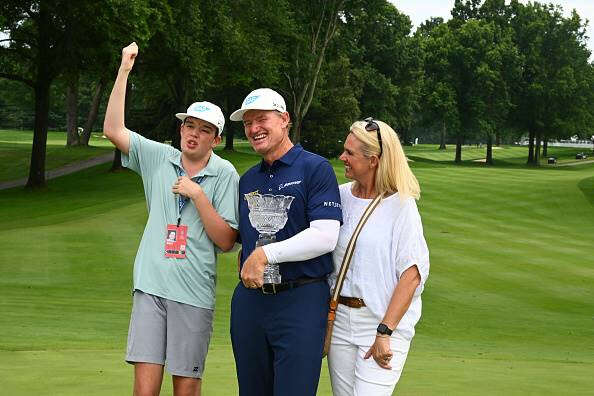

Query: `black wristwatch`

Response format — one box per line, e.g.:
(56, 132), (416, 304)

(376, 323), (393, 336)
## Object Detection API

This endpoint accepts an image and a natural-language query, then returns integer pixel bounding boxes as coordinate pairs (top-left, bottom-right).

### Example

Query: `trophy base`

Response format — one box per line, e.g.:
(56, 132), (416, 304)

(263, 263), (281, 284)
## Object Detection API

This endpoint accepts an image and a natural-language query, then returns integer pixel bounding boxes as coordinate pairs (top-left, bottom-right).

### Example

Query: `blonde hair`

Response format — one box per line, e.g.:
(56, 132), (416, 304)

(349, 120), (420, 200)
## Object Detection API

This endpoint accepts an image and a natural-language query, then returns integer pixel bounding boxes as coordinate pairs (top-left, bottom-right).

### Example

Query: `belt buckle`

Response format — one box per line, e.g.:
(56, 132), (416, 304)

(261, 283), (277, 295)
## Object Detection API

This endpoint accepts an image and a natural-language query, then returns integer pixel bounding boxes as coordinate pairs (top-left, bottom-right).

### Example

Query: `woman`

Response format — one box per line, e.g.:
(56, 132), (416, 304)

(327, 118), (430, 395)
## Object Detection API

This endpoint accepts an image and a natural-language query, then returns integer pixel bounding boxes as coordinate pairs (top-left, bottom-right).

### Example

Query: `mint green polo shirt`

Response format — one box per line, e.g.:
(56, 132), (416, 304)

(122, 131), (239, 309)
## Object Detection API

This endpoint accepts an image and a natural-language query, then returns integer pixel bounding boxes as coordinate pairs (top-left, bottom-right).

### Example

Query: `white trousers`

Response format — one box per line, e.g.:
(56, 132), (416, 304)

(327, 305), (411, 396)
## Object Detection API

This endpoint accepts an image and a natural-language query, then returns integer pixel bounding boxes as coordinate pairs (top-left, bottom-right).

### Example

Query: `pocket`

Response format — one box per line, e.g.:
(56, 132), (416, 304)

(355, 348), (403, 386)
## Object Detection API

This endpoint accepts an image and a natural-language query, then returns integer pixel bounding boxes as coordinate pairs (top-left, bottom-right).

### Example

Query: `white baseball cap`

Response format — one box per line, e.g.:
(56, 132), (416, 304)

(175, 101), (225, 136)
(229, 88), (287, 121)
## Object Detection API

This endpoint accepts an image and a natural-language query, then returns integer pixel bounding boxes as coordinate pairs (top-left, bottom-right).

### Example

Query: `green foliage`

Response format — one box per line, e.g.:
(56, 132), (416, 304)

(1, 0), (593, 171)
(301, 54), (360, 157)
(417, 20), (460, 140)
(341, 1), (422, 136)
(506, 0), (593, 163)
(133, 0), (291, 144)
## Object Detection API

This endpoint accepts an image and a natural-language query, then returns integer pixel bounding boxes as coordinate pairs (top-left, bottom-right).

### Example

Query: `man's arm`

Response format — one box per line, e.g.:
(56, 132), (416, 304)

(240, 219), (340, 288)
(103, 42), (138, 155)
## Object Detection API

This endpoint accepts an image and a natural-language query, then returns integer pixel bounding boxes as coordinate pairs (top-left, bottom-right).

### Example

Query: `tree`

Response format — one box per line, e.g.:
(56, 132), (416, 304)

(201, 0), (292, 151)
(341, 0), (423, 144)
(1, 1), (63, 187)
(417, 19), (459, 151)
(284, 0), (346, 143)
(443, 1), (521, 164)
(0, 1), (160, 188)
(508, 1), (592, 165)
(81, 76), (108, 145)
(300, 53), (360, 157)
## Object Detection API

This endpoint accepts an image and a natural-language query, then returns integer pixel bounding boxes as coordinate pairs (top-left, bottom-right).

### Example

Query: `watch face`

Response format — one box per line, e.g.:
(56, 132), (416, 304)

(377, 323), (392, 335)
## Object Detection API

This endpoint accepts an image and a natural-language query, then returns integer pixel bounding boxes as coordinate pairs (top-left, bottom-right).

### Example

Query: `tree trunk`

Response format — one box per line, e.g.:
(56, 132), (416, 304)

(292, 116), (303, 144)
(110, 149), (122, 172)
(542, 137), (548, 157)
(439, 120), (446, 150)
(400, 128), (411, 146)
(171, 120), (181, 150)
(26, 81), (51, 188)
(24, 0), (54, 188)
(486, 133), (493, 165)
(66, 71), (80, 146)
(225, 127), (235, 150)
(527, 129), (535, 165)
(81, 77), (106, 145)
(288, 0), (344, 143)
(534, 131), (541, 166)
(455, 133), (463, 163)
(224, 95), (234, 150)
(495, 131), (501, 146)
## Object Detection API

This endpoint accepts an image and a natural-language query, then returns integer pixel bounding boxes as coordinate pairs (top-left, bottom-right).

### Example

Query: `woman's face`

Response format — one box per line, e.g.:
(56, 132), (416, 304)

(339, 133), (374, 182)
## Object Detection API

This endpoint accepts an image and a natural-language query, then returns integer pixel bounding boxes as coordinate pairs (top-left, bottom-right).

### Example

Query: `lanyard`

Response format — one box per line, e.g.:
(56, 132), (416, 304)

(175, 167), (205, 226)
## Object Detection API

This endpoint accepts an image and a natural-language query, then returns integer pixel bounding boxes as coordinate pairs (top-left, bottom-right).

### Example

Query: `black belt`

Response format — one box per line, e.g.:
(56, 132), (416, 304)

(260, 277), (325, 295)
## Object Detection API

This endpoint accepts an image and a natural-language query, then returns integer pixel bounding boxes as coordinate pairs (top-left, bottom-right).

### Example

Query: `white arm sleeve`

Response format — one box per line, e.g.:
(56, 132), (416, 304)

(261, 219), (340, 264)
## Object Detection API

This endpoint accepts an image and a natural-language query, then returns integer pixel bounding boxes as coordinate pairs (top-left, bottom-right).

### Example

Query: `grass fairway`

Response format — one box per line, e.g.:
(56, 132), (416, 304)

(0, 130), (114, 182)
(0, 141), (593, 395)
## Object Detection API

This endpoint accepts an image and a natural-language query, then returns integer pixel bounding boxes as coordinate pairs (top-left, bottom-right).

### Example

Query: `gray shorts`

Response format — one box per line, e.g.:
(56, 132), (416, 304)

(126, 290), (214, 378)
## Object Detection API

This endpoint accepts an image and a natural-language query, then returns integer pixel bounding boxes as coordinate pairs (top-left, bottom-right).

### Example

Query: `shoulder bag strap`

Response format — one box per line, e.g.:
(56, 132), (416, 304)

(331, 192), (383, 302)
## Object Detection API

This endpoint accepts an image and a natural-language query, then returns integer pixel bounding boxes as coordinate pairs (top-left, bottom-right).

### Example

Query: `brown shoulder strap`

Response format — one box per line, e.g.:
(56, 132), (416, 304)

(331, 192), (383, 302)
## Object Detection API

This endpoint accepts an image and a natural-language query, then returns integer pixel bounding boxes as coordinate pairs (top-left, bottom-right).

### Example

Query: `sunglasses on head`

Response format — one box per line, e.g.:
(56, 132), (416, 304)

(364, 117), (382, 157)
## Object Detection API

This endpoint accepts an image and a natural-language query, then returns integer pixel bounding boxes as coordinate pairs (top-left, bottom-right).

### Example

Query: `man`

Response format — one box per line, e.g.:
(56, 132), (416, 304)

(229, 88), (342, 396)
(103, 42), (239, 396)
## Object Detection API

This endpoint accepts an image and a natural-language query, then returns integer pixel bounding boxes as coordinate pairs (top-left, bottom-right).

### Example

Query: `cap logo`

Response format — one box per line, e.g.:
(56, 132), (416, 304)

(244, 95), (260, 105)
(192, 105), (210, 112)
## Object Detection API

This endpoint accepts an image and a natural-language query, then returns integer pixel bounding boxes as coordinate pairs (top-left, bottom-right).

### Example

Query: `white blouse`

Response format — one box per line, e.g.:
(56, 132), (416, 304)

(328, 182), (430, 340)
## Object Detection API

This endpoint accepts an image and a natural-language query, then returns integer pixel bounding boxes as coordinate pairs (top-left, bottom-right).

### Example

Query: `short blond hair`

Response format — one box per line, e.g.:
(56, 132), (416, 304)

(349, 120), (420, 200)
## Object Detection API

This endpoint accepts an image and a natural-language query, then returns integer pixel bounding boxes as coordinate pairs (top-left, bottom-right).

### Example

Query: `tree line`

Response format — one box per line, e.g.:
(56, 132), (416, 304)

(1, 0), (593, 188)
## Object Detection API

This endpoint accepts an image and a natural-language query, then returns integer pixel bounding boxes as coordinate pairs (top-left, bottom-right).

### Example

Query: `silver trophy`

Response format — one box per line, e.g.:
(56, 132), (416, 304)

(244, 193), (295, 284)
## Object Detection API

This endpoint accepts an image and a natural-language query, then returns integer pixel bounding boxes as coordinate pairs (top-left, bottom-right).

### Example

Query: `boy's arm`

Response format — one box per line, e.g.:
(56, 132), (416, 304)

(103, 42), (138, 155)
(173, 176), (238, 251)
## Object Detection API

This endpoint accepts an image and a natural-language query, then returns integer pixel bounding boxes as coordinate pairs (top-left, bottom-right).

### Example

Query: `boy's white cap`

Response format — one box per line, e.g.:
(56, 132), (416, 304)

(230, 88), (286, 121)
(175, 101), (225, 136)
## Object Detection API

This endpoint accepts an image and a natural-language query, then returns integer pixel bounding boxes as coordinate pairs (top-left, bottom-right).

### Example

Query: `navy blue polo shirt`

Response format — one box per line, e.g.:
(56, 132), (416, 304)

(239, 144), (342, 281)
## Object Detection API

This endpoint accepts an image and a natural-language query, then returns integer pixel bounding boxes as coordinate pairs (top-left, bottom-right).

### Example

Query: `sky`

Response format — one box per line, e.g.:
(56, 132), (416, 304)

(391, 0), (594, 59)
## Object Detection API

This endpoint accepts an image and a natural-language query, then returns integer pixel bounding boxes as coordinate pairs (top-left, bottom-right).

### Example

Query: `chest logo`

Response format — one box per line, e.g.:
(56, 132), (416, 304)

(278, 180), (302, 190)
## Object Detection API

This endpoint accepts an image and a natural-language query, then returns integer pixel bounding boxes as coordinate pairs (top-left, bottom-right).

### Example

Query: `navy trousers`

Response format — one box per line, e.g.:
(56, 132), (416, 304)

(230, 280), (330, 396)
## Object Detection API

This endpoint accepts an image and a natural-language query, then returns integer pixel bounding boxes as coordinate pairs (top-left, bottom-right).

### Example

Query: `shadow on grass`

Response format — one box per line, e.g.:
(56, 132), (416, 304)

(407, 153), (594, 172)
(578, 176), (594, 207)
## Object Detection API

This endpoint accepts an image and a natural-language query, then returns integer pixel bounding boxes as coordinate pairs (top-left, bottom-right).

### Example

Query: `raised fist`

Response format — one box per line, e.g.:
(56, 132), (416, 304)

(120, 42), (138, 72)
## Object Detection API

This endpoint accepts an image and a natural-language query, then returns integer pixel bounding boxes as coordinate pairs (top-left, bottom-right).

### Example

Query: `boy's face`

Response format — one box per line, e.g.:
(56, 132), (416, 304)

(180, 117), (221, 161)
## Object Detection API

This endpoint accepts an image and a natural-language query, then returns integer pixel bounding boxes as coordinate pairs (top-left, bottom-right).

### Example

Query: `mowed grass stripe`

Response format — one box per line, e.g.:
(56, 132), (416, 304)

(1, 141), (593, 394)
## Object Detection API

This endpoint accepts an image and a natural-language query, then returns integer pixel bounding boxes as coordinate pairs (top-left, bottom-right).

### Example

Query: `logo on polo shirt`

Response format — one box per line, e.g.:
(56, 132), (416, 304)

(278, 180), (302, 190)
(323, 201), (341, 208)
